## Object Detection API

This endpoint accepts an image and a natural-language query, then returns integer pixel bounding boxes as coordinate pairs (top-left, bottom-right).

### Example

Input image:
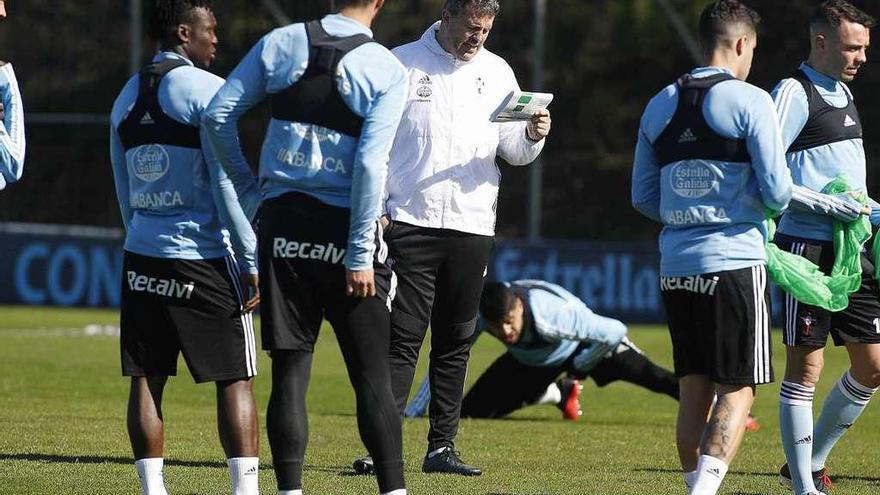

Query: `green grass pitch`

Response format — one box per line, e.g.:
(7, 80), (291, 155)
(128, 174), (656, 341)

(1, 306), (879, 494)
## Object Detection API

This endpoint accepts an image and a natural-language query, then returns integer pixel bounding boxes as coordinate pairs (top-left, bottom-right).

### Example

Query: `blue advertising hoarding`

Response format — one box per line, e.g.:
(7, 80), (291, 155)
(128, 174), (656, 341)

(490, 240), (664, 323)
(0, 223), (784, 324)
(0, 223), (124, 308)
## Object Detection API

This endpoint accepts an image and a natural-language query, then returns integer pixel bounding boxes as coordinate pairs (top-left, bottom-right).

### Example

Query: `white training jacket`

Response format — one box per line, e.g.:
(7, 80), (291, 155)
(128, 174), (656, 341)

(385, 21), (545, 236)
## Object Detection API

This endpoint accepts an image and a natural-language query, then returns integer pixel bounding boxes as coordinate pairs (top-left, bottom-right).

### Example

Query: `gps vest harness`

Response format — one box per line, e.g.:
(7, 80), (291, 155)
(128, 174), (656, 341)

(117, 58), (201, 151)
(270, 20), (373, 138)
(788, 69), (863, 153)
(653, 73), (750, 167)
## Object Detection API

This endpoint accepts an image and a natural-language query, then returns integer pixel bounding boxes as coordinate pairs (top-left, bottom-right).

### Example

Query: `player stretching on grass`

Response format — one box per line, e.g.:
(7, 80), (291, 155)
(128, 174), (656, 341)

(409, 280), (680, 420)
(771, 2), (878, 494)
(204, 1), (408, 494)
(400, 280), (759, 426)
(632, 1), (793, 493)
(110, 1), (260, 494)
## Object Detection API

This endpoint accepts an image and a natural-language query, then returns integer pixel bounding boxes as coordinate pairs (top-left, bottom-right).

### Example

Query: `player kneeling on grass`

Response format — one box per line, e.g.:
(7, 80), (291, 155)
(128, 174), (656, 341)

(109, 1), (261, 495)
(460, 280), (679, 420)
(401, 280), (761, 426)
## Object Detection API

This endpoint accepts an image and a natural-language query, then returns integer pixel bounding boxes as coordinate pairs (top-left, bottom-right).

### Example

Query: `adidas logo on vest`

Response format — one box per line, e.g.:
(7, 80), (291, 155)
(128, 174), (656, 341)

(678, 128), (697, 143)
(140, 112), (155, 125)
(844, 114), (856, 127)
(418, 74), (432, 85)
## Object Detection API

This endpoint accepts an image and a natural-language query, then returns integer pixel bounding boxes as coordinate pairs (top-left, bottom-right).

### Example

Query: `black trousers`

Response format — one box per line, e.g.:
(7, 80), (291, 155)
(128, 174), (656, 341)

(461, 342), (680, 419)
(259, 195), (403, 493)
(386, 222), (494, 451)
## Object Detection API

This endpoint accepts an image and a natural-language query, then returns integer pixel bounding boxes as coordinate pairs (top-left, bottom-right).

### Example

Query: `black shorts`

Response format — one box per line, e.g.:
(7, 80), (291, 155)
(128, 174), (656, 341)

(259, 192), (395, 351)
(661, 265), (773, 385)
(774, 234), (880, 347)
(120, 251), (257, 383)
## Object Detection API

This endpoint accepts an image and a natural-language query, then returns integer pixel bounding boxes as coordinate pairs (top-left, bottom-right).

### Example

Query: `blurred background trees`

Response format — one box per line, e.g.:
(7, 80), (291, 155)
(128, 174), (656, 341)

(0, 0), (877, 241)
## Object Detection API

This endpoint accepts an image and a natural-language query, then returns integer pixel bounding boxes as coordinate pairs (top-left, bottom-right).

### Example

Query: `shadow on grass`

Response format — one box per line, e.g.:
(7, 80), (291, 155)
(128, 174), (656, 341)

(634, 466), (880, 484)
(0, 453), (273, 470)
(305, 465), (428, 476)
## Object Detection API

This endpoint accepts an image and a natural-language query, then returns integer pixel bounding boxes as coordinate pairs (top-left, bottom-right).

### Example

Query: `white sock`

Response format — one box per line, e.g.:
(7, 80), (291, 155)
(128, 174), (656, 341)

(135, 458), (169, 495)
(690, 455), (728, 495)
(536, 383), (562, 405)
(684, 469), (697, 491)
(228, 457), (259, 495)
(278, 490), (302, 495)
(381, 490), (407, 495)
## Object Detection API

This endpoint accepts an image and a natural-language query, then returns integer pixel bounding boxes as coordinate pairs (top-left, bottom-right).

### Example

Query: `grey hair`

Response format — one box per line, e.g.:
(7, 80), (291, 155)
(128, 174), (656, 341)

(443, 0), (500, 18)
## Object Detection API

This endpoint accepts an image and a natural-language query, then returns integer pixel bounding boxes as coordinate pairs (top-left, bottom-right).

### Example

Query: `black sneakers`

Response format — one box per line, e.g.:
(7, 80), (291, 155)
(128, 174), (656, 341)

(779, 463), (831, 493)
(353, 448), (483, 477)
(352, 455), (375, 475)
(422, 447), (482, 476)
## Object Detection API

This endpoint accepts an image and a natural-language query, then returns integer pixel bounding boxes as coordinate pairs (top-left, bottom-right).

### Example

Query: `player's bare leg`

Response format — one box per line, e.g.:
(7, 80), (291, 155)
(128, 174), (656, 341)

(128, 376), (167, 459)
(217, 377), (260, 495)
(676, 374), (714, 472)
(689, 384), (755, 495)
(127, 376), (170, 495)
(845, 342), (880, 389)
(216, 378), (258, 457)
(702, 384), (754, 462)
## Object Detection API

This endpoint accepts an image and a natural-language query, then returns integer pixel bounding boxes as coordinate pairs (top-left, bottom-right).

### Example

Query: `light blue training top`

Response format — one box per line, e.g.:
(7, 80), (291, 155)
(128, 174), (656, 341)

(203, 13), (408, 271)
(772, 62), (867, 242)
(110, 52), (256, 272)
(506, 280), (627, 372)
(0, 64), (25, 190)
(632, 66), (793, 277)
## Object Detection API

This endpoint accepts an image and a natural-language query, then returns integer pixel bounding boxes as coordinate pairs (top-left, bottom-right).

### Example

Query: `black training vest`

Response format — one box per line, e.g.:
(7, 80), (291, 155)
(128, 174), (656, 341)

(788, 69), (863, 153)
(270, 20), (373, 138)
(117, 59), (201, 151)
(653, 73), (750, 167)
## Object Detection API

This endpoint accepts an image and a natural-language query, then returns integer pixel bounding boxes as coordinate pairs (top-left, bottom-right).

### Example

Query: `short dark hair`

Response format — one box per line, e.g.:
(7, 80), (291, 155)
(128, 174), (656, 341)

(444, 0), (500, 18)
(149, 0), (213, 45)
(698, 0), (761, 57)
(336, 0), (375, 8)
(479, 282), (517, 324)
(811, 0), (875, 30)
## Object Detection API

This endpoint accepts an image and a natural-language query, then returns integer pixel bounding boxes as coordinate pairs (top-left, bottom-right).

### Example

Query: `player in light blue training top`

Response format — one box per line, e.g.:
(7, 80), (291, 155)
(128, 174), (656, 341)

(771, 3), (879, 495)
(0, 0), (25, 191)
(631, 59), (791, 278)
(202, 6), (406, 274)
(110, 35), (256, 274)
(398, 280), (680, 422)
(109, 2), (260, 495)
(203, 1), (408, 494)
(631, 2), (791, 494)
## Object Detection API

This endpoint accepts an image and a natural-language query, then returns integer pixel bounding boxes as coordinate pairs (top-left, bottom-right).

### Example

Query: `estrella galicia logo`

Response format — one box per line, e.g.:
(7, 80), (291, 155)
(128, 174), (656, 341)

(417, 86), (432, 98)
(289, 121), (341, 144)
(131, 144), (170, 182)
(669, 162), (718, 199)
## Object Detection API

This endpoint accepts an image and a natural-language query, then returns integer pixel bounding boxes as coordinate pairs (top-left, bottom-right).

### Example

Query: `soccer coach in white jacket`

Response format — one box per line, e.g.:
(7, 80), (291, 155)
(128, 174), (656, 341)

(381, 0), (550, 476)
